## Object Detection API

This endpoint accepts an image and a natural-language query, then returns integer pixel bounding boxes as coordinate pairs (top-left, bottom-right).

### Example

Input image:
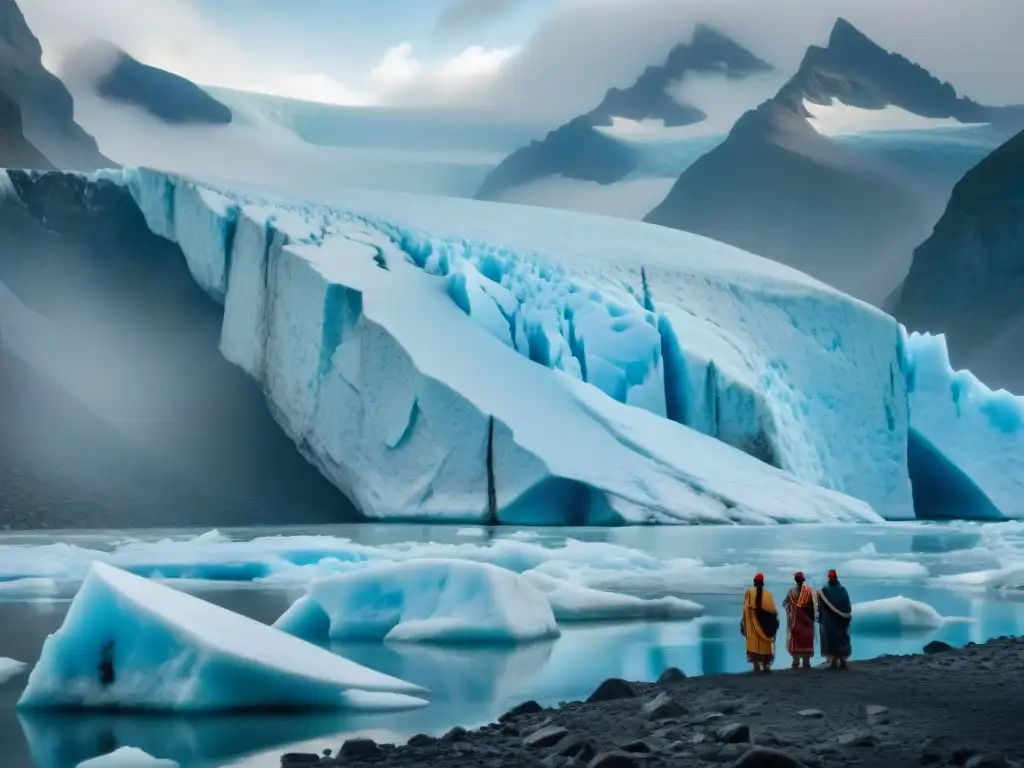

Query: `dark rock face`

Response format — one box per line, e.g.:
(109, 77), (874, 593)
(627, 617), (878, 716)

(0, 89), (51, 169)
(476, 25), (772, 201)
(888, 129), (1024, 391)
(0, 170), (359, 529)
(0, 0), (111, 169)
(645, 18), (1024, 306)
(68, 41), (233, 125)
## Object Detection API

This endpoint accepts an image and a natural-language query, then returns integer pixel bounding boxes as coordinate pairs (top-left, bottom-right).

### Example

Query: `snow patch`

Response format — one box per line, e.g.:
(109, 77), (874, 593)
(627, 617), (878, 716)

(273, 559), (560, 644)
(18, 562), (426, 710)
(804, 98), (984, 136)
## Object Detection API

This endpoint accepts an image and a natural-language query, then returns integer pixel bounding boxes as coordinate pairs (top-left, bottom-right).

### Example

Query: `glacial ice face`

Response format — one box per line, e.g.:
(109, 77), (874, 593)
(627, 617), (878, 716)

(113, 166), (909, 523)
(75, 748), (178, 768)
(274, 559), (561, 644)
(902, 331), (1023, 519)
(18, 562), (426, 711)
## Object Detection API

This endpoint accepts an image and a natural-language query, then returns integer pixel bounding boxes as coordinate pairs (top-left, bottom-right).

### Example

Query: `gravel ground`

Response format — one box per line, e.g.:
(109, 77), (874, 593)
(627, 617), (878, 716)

(281, 637), (1024, 768)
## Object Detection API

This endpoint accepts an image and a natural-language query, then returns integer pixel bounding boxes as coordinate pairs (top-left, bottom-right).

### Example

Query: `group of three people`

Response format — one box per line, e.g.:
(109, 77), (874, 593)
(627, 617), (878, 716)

(741, 569), (852, 673)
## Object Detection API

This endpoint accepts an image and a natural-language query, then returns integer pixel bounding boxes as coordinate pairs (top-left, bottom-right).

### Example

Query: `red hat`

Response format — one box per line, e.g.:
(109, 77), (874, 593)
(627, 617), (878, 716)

(827, 569), (838, 580)
(753, 572), (765, 583)
(794, 571), (805, 581)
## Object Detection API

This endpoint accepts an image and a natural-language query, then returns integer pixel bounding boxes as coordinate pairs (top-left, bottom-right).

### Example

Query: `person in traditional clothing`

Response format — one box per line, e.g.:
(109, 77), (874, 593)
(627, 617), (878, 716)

(817, 569), (852, 669)
(782, 571), (816, 668)
(740, 573), (779, 674)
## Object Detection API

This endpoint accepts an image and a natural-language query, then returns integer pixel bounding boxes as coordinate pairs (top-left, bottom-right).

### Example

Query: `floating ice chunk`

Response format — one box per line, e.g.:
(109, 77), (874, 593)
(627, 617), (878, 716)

(274, 559), (560, 644)
(18, 562), (425, 710)
(76, 748), (178, 768)
(851, 596), (958, 632)
(522, 570), (704, 622)
(0, 657), (27, 685)
(940, 565), (1024, 591)
(839, 559), (929, 579)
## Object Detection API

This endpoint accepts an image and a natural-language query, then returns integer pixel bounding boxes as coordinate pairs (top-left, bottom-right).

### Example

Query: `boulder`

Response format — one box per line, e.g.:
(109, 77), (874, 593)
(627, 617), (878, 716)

(715, 722), (751, 743)
(923, 640), (954, 655)
(657, 667), (687, 685)
(500, 699), (545, 721)
(641, 691), (687, 720)
(587, 678), (638, 703)
(525, 725), (571, 749)
(732, 747), (810, 767)
(339, 738), (381, 759)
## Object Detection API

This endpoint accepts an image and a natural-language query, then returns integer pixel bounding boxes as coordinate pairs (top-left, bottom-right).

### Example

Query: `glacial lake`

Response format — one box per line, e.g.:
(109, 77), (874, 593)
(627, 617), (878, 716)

(1, 521), (1022, 768)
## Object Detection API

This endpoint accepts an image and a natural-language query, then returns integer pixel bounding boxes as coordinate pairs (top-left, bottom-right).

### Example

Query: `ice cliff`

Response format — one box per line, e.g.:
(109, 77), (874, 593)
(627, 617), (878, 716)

(2, 166), (1016, 523)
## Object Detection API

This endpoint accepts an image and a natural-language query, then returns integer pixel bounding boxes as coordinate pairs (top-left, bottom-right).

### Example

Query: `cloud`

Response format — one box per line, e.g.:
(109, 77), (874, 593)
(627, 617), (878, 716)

(434, 0), (523, 34)
(478, 0), (1024, 121)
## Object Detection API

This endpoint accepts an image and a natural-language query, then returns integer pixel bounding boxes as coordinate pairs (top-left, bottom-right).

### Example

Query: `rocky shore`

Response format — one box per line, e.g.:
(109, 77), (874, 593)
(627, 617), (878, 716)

(282, 637), (1024, 768)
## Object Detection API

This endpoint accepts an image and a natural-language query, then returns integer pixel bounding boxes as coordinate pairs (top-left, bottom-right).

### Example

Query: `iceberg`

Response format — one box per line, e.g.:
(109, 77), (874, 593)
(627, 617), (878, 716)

(902, 331), (1023, 519)
(18, 562), (426, 710)
(274, 559), (561, 644)
(521, 570), (704, 621)
(851, 596), (958, 633)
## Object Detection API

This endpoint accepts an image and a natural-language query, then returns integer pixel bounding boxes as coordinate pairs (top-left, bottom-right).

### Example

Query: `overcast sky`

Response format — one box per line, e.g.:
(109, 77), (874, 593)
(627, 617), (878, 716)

(20, 0), (1024, 121)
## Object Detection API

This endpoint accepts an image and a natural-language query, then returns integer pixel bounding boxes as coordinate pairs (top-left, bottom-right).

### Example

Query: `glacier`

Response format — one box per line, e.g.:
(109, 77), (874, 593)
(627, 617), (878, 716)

(902, 331), (1024, 520)
(2, 165), (1019, 523)
(18, 562), (426, 711)
(273, 559), (561, 644)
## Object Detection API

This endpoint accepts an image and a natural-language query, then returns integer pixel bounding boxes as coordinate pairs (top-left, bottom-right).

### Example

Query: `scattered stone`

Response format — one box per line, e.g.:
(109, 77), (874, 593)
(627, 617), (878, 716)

(641, 691), (687, 720)
(525, 725), (571, 749)
(620, 740), (653, 754)
(280, 754), (321, 768)
(587, 678), (638, 703)
(656, 667), (687, 685)
(714, 722), (751, 744)
(924, 640), (954, 655)
(339, 738), (381, 759)
(500, 699), (544, 722)
(920, 748), (943, 765)
(953, 748), (980, 765)
(406, 733), (436, 747)
(797, 709), (824, 718)
(865, 704), (891, 725)
(442, 726), (468, 743)
(966, 756), (1009, 768)
(732, 746), (810, 767)
(553, 735), (598, 762)
(837, 730), (879, 748)
(587, 751), (644, 768)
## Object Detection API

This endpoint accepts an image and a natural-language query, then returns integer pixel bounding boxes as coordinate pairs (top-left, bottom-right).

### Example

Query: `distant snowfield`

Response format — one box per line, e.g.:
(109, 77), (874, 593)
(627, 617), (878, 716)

(491, 174), (676, 220)
(64, 86), (500, 199)
(803, 98), (986, 136)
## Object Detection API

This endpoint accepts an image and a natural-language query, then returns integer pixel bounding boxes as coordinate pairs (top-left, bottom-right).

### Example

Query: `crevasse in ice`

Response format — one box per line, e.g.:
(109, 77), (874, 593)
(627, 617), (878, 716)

(24, 165), (1018, 522)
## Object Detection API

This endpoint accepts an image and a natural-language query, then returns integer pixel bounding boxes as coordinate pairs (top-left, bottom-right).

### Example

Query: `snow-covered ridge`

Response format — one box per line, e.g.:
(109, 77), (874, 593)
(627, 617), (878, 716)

(13, 165), (1015, 523)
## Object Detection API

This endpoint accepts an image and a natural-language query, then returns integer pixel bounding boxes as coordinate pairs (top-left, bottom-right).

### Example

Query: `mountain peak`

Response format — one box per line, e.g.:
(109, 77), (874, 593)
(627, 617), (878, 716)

(827, 17), (885, 54)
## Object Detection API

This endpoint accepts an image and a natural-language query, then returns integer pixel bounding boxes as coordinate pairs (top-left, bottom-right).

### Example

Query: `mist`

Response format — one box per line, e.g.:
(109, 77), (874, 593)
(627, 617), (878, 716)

(478, 0), (1024, 122)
